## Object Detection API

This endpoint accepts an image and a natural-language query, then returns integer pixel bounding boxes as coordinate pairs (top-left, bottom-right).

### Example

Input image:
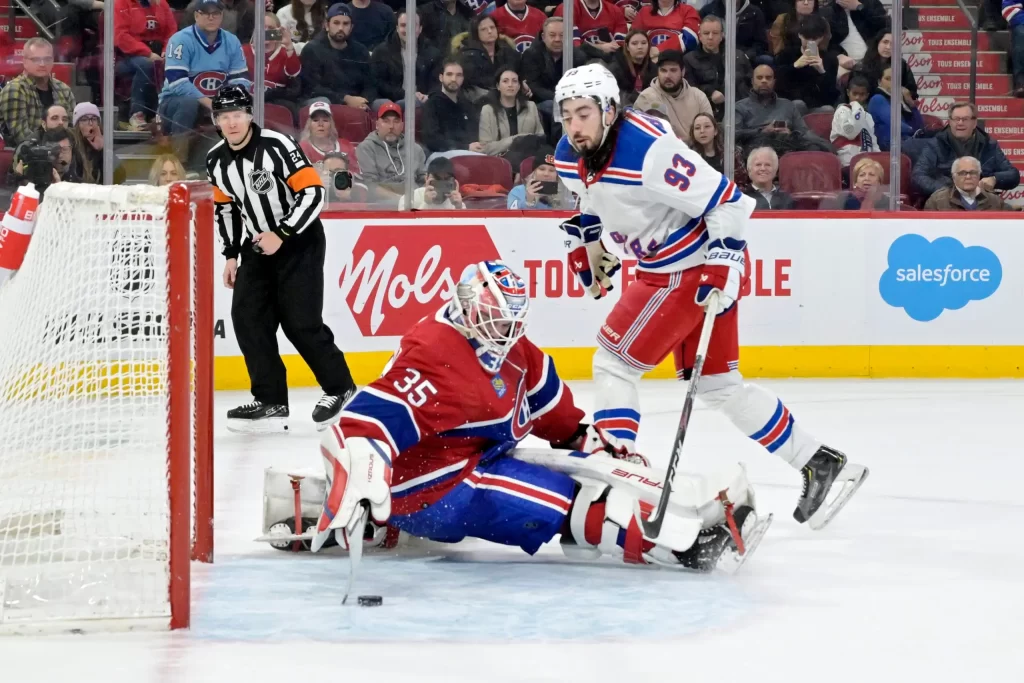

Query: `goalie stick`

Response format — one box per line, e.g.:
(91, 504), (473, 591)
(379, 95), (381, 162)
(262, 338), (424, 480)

(640, 292), (719, 541)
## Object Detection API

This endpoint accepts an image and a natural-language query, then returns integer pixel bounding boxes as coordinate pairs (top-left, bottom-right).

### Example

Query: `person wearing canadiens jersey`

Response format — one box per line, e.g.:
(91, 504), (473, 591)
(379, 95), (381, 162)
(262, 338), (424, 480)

(551, 63), (869, 530)
(308, 260), (772, 573)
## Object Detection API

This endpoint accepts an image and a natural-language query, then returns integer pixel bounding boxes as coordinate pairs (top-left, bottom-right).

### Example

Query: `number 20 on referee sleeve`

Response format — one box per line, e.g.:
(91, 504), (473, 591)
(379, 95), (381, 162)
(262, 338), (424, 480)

(664, 154), (696, 192)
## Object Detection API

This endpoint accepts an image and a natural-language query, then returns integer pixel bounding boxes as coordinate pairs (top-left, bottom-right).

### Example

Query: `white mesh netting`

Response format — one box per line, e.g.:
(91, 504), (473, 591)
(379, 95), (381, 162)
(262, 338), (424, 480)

(0, 184), (185, 632)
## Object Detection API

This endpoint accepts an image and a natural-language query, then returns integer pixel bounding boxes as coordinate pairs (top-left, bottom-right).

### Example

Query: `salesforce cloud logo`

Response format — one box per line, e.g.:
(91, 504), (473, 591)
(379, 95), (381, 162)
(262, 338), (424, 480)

(879, 234), (1002, 322)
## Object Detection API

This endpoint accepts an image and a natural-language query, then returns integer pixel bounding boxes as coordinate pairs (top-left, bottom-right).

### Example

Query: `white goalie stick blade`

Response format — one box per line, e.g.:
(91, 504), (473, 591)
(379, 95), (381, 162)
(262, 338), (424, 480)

(808, 463), (869, 531)
(341, 503), (369, 605)
(716, 512), (773, 575)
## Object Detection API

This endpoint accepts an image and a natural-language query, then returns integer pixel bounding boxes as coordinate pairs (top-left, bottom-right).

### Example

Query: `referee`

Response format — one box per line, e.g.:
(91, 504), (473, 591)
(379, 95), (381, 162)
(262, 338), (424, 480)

(206, 85), (355, 434)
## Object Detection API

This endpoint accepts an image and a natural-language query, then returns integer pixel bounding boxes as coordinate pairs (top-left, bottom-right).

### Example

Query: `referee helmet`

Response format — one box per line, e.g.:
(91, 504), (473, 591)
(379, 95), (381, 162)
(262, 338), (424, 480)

(212, 84), (253, 116)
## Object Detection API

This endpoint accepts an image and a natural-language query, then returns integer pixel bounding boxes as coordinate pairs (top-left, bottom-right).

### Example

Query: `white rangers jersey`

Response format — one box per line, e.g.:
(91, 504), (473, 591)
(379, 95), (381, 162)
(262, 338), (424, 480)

(554, 110), (755, 275)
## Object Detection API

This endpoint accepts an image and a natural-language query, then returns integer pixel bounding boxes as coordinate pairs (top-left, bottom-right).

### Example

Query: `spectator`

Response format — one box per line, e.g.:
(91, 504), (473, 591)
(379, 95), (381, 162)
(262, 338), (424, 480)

(699, 0), (768, 62)
(420, 0), (473, 56)
(478, 69), (545, 166)
(70, 103), (126, 184)
(608, 30), (658, 106)
(830, 75), (878, 169)
(689, 112), (724, 172)
(683, 15), (752, 120)
(912, 102), (1021, 198)
(769, 0), (820, 55)
(833, 156), (887, 209)
(43, 126), (78, 183)
(735, 63), (831, 152)
(743, 145), (795, 209)
(276, 0), (326, 54)
(456, 14), (521, 100)
(114, 0), (178, 131)
(0, 38), (76, 147)
(10, 104), (69, 180)
(775, 15), (841, 114)
(826, 0), (886, 63)
(355, 102), (426, 195)
(631, 0), (700, 54)
(851, 29), (918, 101)
(422, 60), (484, 154)
(159, 2), (251, 138)
(522, 17), (586, 121)
(299, 101), (361, 169)
(924, 155), (1009, 211)
(149, 153), (187, 185)
(320, 151), (370, 204)
(183, 0), (255, 43)
(244, 13), (302, 120)
(370, 8), (440, 111)
(554, 0), (628, 61)
(346, 0), (396, 51)
(300, 4), (376, 111)
(634, 50), (712, 143)
(867, 66), (924, 151)
(491, 0), (547, 54)
(508, 153), (566, 209)
(398, 156), (466, 209)
(1007, 0), (1024, 96)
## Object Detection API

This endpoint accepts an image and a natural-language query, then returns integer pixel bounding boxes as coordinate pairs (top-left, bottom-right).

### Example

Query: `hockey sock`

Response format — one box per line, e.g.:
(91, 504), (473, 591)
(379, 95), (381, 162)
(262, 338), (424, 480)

(592, 348), (643, 451)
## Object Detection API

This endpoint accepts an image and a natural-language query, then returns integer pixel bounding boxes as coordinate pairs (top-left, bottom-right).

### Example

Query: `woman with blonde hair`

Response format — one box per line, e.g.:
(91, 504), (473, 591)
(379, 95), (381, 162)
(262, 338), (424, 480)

(835, 156), (888, 210)
(149, 154), (186, 186)
(299, 102), (360, 172)
(71, 103), (126, 184)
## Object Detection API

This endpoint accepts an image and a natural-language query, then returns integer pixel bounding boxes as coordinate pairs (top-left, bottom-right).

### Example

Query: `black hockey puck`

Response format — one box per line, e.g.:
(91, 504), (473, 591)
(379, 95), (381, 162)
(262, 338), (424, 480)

(357, 595), (383, 607)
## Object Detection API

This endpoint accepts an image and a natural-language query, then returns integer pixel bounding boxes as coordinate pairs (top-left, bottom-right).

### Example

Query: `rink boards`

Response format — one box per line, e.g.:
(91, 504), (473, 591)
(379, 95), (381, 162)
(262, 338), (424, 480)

(212, 210), (1024, 388)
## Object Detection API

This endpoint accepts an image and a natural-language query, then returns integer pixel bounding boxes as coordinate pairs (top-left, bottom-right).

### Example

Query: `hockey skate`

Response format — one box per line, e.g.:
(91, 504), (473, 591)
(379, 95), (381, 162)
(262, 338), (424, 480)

(673, 505), (773, 574)
(312, 388), (354, 431)
(794, 445), (869, 530)
(226, 401), (289, 434)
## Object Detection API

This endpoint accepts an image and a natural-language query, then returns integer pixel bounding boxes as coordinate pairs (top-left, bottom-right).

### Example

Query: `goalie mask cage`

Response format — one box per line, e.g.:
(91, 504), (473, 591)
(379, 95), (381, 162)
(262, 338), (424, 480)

(0, 182), (214, 634)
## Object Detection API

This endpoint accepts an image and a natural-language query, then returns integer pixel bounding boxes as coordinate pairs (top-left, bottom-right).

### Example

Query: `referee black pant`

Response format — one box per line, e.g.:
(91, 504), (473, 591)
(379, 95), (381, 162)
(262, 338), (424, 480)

(231, 222), (354, 406)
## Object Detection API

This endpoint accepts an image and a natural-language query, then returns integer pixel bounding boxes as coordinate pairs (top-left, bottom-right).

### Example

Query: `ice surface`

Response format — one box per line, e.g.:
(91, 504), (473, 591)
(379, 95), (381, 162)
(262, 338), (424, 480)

(3, 380), (1022, 682)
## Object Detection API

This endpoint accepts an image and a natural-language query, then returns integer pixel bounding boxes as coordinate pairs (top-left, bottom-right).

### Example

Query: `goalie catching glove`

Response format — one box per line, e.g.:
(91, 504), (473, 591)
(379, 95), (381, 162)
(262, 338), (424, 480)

(696, 237), (747, 315)
(311, 426), (393, 553)
(559, 214), (620, 299)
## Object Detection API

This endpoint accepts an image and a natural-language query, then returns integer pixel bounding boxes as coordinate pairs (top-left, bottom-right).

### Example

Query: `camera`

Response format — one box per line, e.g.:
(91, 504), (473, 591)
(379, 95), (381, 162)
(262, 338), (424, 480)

(332, 170), (352, 191)
(266, 28), (283, 41)
(20, 142), (60, 191)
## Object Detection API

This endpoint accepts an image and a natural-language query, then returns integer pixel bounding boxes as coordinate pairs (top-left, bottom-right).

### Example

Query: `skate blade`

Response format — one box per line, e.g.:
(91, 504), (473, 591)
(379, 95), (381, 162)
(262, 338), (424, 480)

(718, 512), (773, 575)
(314, 414), (343, 432)
(226, 417), (290, 434)
(808, 464), (869, 531)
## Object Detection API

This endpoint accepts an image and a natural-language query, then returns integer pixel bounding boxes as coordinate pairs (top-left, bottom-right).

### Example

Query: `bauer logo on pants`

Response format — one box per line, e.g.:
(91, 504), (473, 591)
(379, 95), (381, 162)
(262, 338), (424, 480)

(878, 234), (1002, 322)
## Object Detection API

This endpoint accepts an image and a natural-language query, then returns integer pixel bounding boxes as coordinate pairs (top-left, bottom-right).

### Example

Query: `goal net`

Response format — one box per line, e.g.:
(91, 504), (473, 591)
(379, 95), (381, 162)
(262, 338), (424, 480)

(0, 183), (214, 634)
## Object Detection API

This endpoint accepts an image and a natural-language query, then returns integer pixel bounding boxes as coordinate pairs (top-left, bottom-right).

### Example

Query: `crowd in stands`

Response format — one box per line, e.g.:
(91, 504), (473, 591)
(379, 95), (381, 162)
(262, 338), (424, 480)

(0, 0), (1018, 212)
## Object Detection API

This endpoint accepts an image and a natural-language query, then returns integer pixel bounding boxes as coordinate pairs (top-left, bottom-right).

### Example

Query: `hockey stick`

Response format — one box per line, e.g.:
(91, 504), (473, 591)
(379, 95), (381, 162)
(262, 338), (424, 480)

(341, 502), (369, 605)
(639, 292), (720, 541)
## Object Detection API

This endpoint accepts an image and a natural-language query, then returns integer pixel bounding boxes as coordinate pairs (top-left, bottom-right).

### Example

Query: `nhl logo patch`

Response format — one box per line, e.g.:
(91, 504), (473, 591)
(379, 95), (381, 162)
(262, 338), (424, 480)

(248, 168), (274, 194)
(491, 376), (507, 398)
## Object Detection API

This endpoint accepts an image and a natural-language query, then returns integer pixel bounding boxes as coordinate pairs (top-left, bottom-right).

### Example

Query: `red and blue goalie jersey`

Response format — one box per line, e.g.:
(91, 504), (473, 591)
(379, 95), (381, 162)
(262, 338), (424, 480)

(337, 309), (584, 517)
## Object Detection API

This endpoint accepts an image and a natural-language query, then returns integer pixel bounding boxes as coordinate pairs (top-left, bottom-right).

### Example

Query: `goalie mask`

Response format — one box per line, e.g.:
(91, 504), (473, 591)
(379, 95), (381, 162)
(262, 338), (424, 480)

(449, 261), (530, 373)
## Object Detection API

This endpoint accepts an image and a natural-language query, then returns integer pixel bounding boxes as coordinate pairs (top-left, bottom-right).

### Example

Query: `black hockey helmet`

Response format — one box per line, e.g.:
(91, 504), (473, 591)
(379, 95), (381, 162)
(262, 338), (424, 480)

(211, 84), (253, 116)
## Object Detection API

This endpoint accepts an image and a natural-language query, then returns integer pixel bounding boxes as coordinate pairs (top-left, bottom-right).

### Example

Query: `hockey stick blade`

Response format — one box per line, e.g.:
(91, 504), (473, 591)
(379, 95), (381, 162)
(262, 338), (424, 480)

(639, 294), (720, 540)
(341, 502), (369, 605)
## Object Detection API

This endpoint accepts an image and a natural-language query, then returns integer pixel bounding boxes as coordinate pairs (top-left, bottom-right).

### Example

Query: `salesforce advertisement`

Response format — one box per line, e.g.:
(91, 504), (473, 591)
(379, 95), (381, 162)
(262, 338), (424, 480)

(870, 220), (1020, 344)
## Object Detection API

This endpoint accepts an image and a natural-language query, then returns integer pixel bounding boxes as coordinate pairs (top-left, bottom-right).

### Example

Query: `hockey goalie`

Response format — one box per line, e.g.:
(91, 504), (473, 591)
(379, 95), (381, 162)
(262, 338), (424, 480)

(274, 261), (771, 573)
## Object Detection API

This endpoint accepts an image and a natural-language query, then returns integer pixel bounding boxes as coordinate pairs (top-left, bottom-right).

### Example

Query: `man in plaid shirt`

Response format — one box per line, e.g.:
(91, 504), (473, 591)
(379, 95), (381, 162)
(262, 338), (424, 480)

(0, 38), (75, 147)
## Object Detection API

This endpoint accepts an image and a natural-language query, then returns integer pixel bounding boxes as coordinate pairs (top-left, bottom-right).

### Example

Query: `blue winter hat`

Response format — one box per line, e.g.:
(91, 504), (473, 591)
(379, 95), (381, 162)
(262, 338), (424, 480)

(327, 3), (351, 19)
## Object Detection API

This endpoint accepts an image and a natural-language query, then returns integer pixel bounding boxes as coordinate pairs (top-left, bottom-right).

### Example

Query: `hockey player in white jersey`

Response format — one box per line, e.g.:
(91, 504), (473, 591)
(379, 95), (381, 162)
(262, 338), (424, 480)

(552, 64), (868, 529)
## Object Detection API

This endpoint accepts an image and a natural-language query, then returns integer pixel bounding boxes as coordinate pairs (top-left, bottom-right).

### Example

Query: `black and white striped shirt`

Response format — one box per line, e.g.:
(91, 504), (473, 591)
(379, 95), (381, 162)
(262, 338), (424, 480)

(206, 124), (325, 258)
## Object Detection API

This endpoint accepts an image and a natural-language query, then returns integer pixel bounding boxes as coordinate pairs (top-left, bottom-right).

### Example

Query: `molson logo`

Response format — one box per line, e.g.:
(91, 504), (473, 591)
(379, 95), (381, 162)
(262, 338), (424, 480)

(906, 53), (933, 72)
(916, 75), (942, 92)
(339, 225), (501, 336)
(901, 31), (924, 51)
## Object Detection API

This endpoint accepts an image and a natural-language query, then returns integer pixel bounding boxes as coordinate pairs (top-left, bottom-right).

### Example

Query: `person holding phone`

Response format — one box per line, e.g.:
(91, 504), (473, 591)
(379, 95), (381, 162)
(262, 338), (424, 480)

(398, 156), (466, 209)
(775, 15), (842, 115)
(507, 153), (565, 209)
(243, 13), (302, 121)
